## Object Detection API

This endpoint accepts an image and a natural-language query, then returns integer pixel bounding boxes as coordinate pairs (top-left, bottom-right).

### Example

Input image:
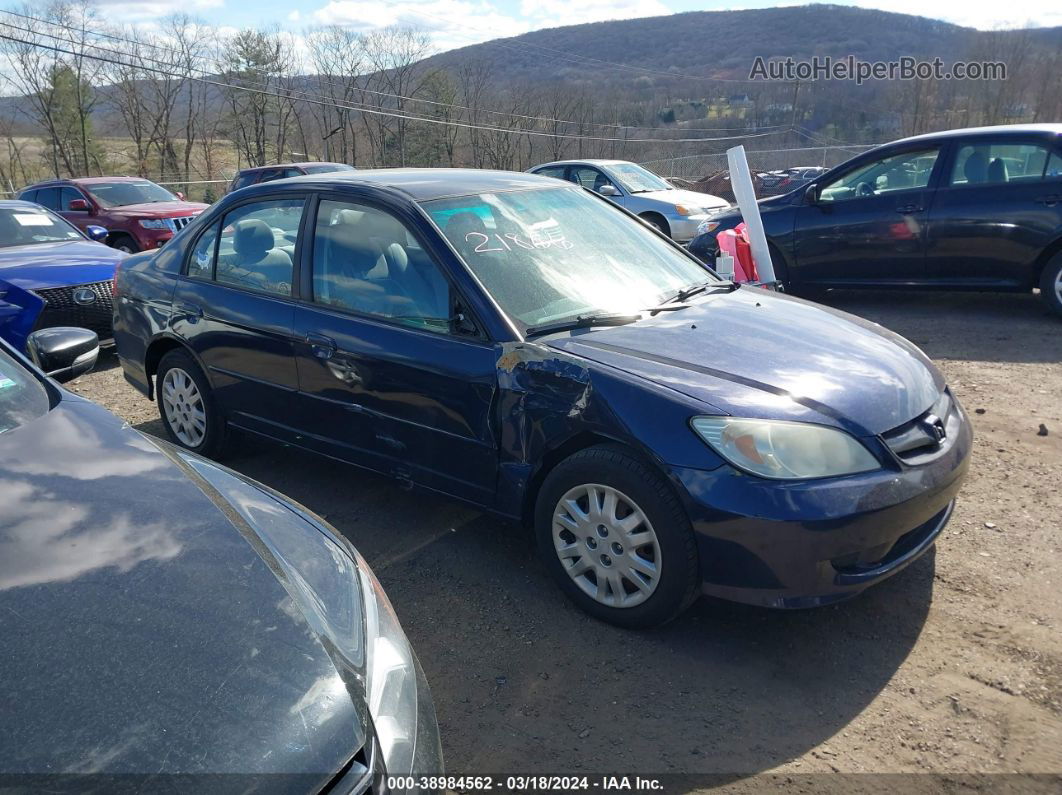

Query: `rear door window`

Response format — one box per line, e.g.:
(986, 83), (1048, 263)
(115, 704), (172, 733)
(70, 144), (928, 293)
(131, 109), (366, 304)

(34, 187), (61, 210)
(949, 142), (1055, 186)
(214, 199), (304, 296)
(534, 166), (567, 180)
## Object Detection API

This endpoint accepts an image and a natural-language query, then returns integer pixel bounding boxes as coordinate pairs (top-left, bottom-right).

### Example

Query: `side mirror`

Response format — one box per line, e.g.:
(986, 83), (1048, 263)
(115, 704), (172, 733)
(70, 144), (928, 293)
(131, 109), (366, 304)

(805, 184), (821, 204)
(25, 327), (99, 383)
(85, 225), (108, 242)
(175, 191), (186, 201)
(68, 198), (90, 212)
(598, 184), (620, 197)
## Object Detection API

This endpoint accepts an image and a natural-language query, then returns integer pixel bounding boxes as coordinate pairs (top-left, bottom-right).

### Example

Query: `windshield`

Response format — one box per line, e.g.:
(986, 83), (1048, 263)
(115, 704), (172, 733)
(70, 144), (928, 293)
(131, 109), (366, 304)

(424, 186), (716, 331)
(84, 180), (177, 208)
(608, 163), (673, 193)
(0, 207), (84, 247)
(0, 347), (50, 434)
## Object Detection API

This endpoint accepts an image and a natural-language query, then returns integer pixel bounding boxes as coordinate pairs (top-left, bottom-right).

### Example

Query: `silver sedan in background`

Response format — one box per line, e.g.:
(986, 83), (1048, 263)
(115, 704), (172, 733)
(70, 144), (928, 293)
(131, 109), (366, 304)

(528, 159), (729, 242)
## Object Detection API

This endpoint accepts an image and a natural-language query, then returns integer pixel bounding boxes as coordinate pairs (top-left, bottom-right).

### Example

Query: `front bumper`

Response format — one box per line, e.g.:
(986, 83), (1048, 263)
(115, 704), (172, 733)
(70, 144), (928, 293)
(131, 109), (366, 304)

(670, 407), (972, 608)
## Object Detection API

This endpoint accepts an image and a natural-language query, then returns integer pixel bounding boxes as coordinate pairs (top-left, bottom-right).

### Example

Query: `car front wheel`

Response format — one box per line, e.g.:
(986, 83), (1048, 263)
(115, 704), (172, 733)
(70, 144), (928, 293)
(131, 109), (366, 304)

(1039, 252), (1062, 318)
(535, 445), (699, 628)
(110, 233), (141, 254)
(156, 349), (226, 457)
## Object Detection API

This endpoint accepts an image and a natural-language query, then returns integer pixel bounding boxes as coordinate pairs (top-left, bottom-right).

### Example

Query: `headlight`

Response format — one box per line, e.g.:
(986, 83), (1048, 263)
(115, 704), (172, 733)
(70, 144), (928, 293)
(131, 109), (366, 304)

(675, 204), (692, 216)
(139, 219), (171, 229)
(353, 549), (418, 776)
(691, 416), (879, 480)
(696, 220), (720, 236)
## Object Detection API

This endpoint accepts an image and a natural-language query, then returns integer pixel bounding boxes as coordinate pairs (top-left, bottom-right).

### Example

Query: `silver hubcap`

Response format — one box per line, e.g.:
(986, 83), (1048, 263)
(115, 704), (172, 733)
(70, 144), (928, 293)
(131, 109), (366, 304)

(161, 367), (207, 448)
(552, 484), (661, 608)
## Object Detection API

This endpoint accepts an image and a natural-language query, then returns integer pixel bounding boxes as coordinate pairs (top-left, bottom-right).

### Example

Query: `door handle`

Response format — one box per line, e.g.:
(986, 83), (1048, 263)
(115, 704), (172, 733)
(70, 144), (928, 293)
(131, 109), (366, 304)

(1035, 194), (1061, 206)
(895, 204), (923, 214)
(305, 333), (337, 360)
(176, 302), (203, 319)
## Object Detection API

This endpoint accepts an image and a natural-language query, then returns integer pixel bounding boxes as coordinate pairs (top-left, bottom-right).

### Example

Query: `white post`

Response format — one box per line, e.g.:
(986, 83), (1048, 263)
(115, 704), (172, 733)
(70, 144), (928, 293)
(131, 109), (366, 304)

(726, 144), (777, 285)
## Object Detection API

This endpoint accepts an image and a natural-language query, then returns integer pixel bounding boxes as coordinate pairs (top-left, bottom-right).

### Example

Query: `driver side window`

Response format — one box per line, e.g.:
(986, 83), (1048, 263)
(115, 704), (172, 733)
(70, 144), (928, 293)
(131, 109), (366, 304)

(569, 166), (614, 193)
(819, 148), (939, 203)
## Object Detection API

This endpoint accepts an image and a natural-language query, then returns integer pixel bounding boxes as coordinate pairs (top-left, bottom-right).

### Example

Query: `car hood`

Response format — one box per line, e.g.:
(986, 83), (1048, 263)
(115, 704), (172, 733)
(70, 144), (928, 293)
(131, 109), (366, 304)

(105, 200), (209, 218)
(0, 240), (125, 289)
(548, 287), (943, 436)
(630, 187), (729, 210)
(0, 396), (365, 783)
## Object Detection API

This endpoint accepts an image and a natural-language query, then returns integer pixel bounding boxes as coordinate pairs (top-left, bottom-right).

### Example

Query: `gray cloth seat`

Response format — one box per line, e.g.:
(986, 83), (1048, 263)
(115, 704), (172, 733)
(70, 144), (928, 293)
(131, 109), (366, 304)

(218, 218), (292, 292)
(963, 152), (988, 184)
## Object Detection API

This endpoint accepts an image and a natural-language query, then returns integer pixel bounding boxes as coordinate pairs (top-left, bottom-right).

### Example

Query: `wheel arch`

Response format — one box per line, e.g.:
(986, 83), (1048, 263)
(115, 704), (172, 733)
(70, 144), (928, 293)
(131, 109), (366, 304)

(1033, 236), (1062, 286)
(638, 211), (670, 237)
(143, 335), (208, 400)
(520, 430), (673, 529)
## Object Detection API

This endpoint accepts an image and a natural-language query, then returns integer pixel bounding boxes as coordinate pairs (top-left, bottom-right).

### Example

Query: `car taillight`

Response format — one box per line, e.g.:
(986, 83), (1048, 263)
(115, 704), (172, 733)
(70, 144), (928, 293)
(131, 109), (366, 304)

(112, 260), (121, 298)
(778, 177), (791, 188)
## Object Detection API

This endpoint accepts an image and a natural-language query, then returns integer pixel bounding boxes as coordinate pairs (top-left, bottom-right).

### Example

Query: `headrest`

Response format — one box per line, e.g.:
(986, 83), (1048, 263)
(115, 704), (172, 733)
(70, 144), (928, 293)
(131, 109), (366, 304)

(233, 219), (274, 257)
(963, 152), (988, 184)
(987, 157), (1008, 183)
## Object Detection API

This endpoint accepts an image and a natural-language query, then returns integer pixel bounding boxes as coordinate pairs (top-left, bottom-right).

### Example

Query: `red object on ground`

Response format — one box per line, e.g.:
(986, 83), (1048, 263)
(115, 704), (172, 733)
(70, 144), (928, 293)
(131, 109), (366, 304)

(715, 222), (759, 283)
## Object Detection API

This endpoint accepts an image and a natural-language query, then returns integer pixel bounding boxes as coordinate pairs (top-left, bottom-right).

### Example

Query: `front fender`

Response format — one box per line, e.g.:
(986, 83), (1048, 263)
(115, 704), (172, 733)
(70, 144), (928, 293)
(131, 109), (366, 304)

(492, 342), (726, 518)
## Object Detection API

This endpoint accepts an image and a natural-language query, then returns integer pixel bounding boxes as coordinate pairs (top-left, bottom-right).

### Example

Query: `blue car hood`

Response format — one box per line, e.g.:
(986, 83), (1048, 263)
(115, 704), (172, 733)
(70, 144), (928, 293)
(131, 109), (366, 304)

(0, 240), (124, 289)
(548, 287), (943, 436)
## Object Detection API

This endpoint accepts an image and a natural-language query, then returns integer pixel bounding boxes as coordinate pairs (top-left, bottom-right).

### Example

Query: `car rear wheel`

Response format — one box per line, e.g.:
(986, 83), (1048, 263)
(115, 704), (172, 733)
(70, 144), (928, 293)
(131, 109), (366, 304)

(1039, 252), (1062, 318)
(535, 445), (699, 628)
(156, 349), (226, 457)
(110, 234), (140, 254)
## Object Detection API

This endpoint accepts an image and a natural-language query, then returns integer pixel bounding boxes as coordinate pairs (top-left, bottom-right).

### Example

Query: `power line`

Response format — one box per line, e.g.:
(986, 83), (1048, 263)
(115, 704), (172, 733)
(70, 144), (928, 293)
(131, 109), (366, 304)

(0, 27), (797, 145)
(0, 8), (789, 136)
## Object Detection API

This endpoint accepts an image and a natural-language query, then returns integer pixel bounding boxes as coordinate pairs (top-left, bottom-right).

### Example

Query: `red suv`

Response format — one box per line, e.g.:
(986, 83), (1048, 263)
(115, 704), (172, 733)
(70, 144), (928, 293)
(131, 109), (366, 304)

(17, 177), (209, 253)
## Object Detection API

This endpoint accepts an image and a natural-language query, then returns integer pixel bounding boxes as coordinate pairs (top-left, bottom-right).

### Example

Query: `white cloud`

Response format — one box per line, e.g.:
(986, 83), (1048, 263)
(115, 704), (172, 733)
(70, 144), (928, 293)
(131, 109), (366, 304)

(848, 0), (1062, 30)
(288, 9), (302, 22)
(89, 0), (224, 23)
(309, 0), (530, 51)
(519, 0), (671, 29)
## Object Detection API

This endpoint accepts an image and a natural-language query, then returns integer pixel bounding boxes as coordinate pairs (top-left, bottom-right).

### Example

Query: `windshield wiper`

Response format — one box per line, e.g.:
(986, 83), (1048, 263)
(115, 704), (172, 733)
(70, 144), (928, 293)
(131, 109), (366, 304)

(663, 280), (738, 304)
(524, 312), (642, 338)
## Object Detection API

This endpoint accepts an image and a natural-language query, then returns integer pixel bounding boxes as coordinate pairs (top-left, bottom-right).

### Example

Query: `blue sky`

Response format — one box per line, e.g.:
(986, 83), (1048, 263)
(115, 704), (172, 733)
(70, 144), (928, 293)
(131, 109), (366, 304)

(77, 0), (1062, 53)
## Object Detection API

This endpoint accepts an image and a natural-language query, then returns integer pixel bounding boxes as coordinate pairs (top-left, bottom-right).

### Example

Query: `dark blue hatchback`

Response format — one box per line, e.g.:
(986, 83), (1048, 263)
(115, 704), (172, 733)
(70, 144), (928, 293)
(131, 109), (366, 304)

(114, 168), (971, 627)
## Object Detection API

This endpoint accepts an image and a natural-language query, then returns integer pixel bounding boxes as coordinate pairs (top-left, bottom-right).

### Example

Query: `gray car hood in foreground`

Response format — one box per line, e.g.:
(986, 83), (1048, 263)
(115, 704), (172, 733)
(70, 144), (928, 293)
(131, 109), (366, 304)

(0, 395), (364, 787)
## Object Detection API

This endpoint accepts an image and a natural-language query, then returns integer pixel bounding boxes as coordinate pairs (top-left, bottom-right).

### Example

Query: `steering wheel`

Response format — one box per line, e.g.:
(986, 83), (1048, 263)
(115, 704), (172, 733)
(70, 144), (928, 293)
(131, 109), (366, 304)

(855, 181), (874, 198)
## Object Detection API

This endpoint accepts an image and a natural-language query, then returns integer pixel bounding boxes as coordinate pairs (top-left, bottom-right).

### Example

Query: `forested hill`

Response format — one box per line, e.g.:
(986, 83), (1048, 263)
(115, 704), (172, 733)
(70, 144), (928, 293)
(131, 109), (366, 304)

(421, 4), (1043, 87)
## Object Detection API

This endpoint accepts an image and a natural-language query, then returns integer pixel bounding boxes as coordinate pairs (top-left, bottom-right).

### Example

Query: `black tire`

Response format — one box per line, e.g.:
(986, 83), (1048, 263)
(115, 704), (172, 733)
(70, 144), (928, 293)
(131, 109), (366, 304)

(110, 234), (140, 254)
(1039, 251), (1062, 318)
(156, 348), (227, 458)
(640, 213), (671, 238)
(534, 444), (699, 628)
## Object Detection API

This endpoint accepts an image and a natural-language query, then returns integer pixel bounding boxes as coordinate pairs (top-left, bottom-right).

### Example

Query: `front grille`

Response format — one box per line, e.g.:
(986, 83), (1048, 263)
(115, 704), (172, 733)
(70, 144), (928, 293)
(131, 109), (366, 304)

(170, 215), (195, 231)
(33, 280), (114, 339)
(881, 390), (958, 465)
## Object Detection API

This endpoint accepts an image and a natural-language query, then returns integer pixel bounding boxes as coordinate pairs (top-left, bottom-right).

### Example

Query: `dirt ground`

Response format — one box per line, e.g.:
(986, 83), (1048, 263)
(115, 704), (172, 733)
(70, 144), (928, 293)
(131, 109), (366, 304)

(71, 289), (1061, 790)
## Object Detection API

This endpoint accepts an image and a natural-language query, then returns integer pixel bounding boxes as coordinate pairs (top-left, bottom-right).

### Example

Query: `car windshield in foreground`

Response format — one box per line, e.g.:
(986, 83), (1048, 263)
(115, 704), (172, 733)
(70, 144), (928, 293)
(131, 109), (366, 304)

(608, 163), (673, 193)
(0, 207), (84, 247)
(84, 180), (177, 208)
(0, 348), (49, 435)
(423, 186), (716, 332)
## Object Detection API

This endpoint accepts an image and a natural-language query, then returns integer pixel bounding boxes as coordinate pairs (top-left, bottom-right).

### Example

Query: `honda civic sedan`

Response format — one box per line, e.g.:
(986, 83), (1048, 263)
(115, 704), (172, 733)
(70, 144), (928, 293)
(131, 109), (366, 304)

(114, 168), (971, 628)
(0, 333), (442, 787)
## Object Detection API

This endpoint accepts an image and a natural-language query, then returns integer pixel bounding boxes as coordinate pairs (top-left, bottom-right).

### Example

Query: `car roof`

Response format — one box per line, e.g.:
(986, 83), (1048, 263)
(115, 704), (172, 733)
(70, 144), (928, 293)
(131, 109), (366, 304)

(264, 167), (566, 202)
(0, 199), (48, 209)
(22, 176), (160, 189)
(238, 162), (350, 174)
(892, 123), (1062, 146)
(532, 159), (632, 169)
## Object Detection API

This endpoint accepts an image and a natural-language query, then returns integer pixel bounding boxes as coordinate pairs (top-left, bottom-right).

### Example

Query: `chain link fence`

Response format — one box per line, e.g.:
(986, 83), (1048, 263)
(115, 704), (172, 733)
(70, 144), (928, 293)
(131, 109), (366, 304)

(641, 144), (875, 181)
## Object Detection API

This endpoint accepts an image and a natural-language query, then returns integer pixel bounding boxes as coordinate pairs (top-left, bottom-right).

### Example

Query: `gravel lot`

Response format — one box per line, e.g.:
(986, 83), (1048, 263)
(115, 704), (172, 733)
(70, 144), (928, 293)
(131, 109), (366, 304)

(71, 289), (1061, 788)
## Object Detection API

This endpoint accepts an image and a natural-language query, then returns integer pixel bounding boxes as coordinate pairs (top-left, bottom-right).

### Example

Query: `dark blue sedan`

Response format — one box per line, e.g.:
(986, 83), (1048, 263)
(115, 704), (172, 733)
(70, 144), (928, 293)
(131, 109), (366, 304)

(0, 199), (124, 351)
(114, 169), (971, 627)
